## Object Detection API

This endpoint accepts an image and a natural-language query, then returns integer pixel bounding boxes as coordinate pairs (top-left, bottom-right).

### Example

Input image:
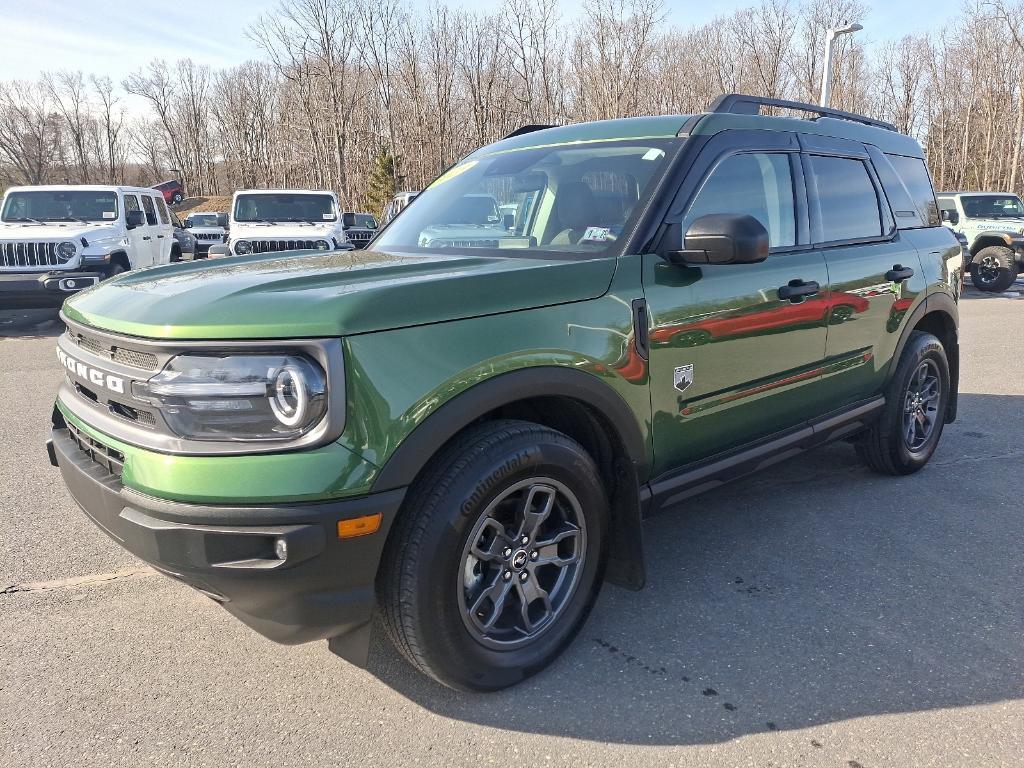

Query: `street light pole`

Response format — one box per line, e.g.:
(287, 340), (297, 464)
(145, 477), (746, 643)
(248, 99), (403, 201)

(820, 22), (863, 107)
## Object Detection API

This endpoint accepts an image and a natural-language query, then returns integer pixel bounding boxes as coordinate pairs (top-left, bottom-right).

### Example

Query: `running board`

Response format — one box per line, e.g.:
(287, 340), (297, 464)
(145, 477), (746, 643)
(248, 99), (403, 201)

(641, 397), (884, 516)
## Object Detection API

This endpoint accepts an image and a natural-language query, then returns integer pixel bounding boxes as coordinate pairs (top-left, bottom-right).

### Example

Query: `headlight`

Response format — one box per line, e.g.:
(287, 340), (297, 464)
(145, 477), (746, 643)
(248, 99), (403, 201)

(235, 240), (251, 255)
(56, 241), (76, 262)
(315, 239), (330, 250)
(137, 354), (327, 441)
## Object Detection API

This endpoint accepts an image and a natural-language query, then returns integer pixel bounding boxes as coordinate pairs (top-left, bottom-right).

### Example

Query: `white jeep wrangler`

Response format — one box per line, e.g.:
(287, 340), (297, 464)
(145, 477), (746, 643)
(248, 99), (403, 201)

(938, 191), (1024, 292)
(227, 189), (352, 256)
(0, 185), (174, 300)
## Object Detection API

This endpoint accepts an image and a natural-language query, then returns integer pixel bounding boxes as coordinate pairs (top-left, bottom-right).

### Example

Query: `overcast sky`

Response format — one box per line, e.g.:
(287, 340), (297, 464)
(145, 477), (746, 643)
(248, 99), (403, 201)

(2, 0), (965, 86)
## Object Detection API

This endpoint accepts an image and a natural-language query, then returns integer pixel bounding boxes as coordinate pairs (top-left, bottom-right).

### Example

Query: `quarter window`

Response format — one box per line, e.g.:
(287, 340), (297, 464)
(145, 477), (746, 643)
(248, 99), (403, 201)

(683, 153), (797, 249)
(886, 154), (940, 227)
(809, 156), (883, 243)
(140, 195), (158, 226)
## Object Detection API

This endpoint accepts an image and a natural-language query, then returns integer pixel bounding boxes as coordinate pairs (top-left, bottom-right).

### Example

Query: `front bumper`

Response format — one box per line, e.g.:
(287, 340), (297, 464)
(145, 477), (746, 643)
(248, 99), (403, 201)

(48, 424), (405, 656)
(0, 269), (103, 296)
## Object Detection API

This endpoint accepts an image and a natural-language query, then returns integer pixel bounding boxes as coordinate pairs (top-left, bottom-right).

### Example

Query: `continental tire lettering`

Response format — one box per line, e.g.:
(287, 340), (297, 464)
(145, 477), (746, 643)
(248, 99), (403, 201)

(460, 447), (539, 516)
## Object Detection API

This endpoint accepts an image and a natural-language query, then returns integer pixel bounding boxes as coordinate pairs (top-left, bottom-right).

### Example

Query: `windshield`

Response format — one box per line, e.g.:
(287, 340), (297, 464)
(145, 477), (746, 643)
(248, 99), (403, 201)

(233, 193), (337, 223)
(960, 195), (1024, 218)
(1, 190), (119, 223)
(343, 213), (378, 229)
(186, 213), (220, 227)
(373, 140), (675, 256)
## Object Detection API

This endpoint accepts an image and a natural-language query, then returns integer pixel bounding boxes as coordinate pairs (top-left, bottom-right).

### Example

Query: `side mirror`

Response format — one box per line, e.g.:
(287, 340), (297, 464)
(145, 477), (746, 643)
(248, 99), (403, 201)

(125, 209), (145, 229)
(663, 214), (770, 266)
(941, 209), (959, 225)
(503, 213), (515, 230)
(207, 244), (231, 259)
(216, 213), (229, 228)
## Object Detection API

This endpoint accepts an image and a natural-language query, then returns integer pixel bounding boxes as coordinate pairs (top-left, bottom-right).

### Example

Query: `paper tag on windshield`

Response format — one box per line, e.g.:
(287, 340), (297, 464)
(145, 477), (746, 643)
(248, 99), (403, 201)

(322, 213), (333, 220)
(582, 226), (611, 242)
(102, 211), (115, 219)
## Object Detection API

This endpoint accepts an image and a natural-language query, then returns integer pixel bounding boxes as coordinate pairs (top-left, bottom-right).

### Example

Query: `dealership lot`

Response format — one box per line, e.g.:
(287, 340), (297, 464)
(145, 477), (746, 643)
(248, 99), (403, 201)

(2, 284), (1023, 768)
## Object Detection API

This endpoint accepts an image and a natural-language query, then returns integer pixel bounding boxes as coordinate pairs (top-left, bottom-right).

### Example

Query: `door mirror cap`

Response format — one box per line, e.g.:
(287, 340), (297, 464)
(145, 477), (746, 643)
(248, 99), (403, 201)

(125, 209), (145, 230)
(663, 214), (770, 266)
(216, 213), (229, 229)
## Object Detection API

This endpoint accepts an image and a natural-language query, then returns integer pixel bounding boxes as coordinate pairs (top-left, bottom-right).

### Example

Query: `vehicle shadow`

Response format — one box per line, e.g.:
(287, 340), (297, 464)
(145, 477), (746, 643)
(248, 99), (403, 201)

(0, 305), (64, 339)
(961, 274), (1024, 299)
(360, 392), (1024, 745)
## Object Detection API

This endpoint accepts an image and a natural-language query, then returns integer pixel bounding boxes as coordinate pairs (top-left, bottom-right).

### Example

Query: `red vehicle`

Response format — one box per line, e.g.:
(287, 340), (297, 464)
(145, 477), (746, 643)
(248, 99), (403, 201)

(153, 180), (185, 206)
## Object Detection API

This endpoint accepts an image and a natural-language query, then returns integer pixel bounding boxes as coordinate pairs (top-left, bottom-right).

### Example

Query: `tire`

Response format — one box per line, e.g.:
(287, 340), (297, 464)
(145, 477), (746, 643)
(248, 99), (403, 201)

(170, 247), (181, 263)
(379, 419), (608, 691)
(855, 331), (949, 475)
(171, 193), (183, 205)
(970, 245), (1018, 292)
(103, 262), (127, 280)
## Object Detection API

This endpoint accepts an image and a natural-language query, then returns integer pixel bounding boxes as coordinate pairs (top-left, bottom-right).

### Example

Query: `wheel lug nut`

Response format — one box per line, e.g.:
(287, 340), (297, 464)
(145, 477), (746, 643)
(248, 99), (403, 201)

(502, 548), (512, 558)
(519, 570), (529, 582)
(520, 536), (529, 545)
(530, 550), (538, 560)
(503, 570), (512, 581)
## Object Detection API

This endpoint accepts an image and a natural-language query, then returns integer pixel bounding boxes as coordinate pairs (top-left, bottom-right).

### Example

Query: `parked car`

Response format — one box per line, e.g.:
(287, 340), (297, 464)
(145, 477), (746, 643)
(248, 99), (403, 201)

(381, 191), (418, 225)
(937, 191), (1024, 292)
(170, 212), (196, 261)
(342, 211), (378, 249)
(228, 189), (352, 255)
(0, 184), (174, 300)
(47, 94), (961, 692)
(183, 211), (228, 257)
(153, 179), (185, 206)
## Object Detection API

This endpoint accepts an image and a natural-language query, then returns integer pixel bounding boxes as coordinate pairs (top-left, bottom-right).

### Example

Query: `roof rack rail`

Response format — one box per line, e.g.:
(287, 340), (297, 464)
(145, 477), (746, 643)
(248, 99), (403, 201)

(504, 124), (556, 139)
(708, 93), (897, 132)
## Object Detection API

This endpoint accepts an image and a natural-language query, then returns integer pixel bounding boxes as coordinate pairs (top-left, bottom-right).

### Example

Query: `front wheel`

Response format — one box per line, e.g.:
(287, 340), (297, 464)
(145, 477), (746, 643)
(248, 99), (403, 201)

(855, 331), (949, 475)
(379, 420), (607, 691)
(970, 245), (1018, 292)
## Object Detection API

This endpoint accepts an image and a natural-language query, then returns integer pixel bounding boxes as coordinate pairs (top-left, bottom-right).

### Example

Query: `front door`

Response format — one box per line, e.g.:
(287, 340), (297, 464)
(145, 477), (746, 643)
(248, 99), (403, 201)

(122, 194), (151, 267)
(644, 133), (831, 473)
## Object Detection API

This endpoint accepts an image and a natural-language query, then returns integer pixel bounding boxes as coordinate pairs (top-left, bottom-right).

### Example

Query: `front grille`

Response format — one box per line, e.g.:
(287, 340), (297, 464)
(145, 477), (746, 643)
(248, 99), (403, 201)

(196, 232), (223, 241)
(249, 239), (322, 253)
(68, 330), (159, 371)
(66, 421), (124, 478)
(347, 231), (373, 243)
(1, 241), (61, 268)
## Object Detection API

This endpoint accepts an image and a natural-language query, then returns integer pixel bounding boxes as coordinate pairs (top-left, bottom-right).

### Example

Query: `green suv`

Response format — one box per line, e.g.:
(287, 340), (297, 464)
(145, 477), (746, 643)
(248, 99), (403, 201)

(48, 95), (961, 691)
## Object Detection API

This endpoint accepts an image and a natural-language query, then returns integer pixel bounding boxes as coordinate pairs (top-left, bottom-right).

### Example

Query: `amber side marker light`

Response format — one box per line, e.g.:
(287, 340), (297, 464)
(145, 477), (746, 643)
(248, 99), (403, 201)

(337, 513), (382, 539)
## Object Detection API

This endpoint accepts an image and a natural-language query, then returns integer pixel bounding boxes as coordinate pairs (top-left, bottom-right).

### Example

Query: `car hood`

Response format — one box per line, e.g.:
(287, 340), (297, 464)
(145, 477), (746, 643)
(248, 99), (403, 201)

(62, 247), (617, 340)
(232, 222), (338, 240)
(0, 222), (116, 241)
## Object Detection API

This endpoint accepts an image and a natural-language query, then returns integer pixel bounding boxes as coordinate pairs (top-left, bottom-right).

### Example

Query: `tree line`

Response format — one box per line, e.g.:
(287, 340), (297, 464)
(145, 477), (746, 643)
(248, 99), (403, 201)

(0, 0), (1022, 215)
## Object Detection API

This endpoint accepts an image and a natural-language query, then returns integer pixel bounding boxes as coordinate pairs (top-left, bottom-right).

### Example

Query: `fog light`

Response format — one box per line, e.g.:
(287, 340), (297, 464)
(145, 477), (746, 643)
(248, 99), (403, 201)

(274, 538), (288, 561)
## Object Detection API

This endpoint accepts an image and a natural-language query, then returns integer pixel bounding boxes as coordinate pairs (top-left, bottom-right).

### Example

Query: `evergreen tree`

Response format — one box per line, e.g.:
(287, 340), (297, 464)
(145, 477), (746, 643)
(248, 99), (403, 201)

(365, 147), (396, 217)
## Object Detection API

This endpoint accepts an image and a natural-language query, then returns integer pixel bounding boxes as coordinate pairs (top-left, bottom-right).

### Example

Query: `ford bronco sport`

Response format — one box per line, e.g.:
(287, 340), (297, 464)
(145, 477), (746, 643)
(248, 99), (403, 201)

(937, 191), (1024, 292)
(48, 95), (961, 692)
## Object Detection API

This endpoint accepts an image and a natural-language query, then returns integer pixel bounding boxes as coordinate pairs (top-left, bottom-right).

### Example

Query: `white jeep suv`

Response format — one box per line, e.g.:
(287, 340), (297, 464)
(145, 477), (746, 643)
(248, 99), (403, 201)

(228, 190), (352, 256)
(0, 185), (174, 300)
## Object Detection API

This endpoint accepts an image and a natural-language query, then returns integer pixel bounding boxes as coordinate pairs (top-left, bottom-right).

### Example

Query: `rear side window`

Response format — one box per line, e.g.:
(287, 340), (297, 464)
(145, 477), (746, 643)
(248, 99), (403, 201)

(155, 196), (170, 225)
(683, 152), (797, 249)
(886, 154), (939, 226)
(808, 155), (883, 243)
(141, 195), (158, 226)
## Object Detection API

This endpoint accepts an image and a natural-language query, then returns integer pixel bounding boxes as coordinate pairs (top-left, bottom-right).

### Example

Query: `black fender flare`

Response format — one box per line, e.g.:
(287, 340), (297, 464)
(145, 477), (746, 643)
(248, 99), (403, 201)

(889, 292), (959, 422)
(370, 365), (649, 493)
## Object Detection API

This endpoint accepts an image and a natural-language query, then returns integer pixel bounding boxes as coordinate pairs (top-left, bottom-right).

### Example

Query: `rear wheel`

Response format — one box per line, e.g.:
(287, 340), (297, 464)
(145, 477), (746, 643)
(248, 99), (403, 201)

(970, 245), (1018, 292)
(171, 192), (183, 205)
(380, 420), (607, 691)
(856, 331), (949, 475)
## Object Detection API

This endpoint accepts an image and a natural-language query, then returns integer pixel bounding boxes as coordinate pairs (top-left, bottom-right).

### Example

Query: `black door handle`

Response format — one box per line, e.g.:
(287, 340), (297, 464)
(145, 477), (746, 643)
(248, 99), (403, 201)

(157, 234), (165, 239)
(778, 279), (820, 302)
(886, 264), (915, 282)
(142, 236), (151, 241)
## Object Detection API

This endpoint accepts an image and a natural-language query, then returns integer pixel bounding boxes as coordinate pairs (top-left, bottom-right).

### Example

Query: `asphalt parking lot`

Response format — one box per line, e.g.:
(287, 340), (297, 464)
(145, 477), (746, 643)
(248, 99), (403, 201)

(2, 282), (1023, 768)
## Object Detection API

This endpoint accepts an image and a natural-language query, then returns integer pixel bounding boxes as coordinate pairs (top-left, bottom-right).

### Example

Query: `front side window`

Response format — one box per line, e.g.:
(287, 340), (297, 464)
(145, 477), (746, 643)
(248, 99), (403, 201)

(373, 140), (676, 256)
(123, 194), (141, 213)
(682, 152), (797, 249)
(141, 195), (158, 226)
(233, 194), (337, 223)
(959, 194), (1024, 219)
(1, 190), (119, 223)
(809, 155), (883, 243)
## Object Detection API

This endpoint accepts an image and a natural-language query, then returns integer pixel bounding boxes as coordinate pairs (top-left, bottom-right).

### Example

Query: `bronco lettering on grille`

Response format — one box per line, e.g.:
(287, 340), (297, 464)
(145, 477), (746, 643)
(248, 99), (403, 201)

(56, 348), (126, 394)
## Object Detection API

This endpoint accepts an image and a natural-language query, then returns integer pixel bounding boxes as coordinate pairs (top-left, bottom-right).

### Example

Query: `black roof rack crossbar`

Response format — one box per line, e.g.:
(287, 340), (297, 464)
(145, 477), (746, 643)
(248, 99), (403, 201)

(504, 124), (557, 139)
(708, 93), (897, 132)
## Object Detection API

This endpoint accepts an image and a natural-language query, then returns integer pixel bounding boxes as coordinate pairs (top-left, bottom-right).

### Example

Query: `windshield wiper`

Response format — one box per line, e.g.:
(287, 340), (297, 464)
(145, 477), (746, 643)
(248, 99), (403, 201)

(8, 216), (45, 224)
(52, 216), (93, 224)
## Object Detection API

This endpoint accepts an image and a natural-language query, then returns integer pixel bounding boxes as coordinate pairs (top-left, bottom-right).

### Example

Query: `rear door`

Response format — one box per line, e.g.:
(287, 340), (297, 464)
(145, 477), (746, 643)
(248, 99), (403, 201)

(802, 136), (926, 407)
(153, 196), (175, 263)
(643, 130), (832, 472)
(139, 194), (162, 266)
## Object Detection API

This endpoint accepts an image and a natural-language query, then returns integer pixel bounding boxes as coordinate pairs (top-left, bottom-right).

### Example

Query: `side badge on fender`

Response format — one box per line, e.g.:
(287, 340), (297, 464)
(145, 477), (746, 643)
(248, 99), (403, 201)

(673, 364), (694, 392)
